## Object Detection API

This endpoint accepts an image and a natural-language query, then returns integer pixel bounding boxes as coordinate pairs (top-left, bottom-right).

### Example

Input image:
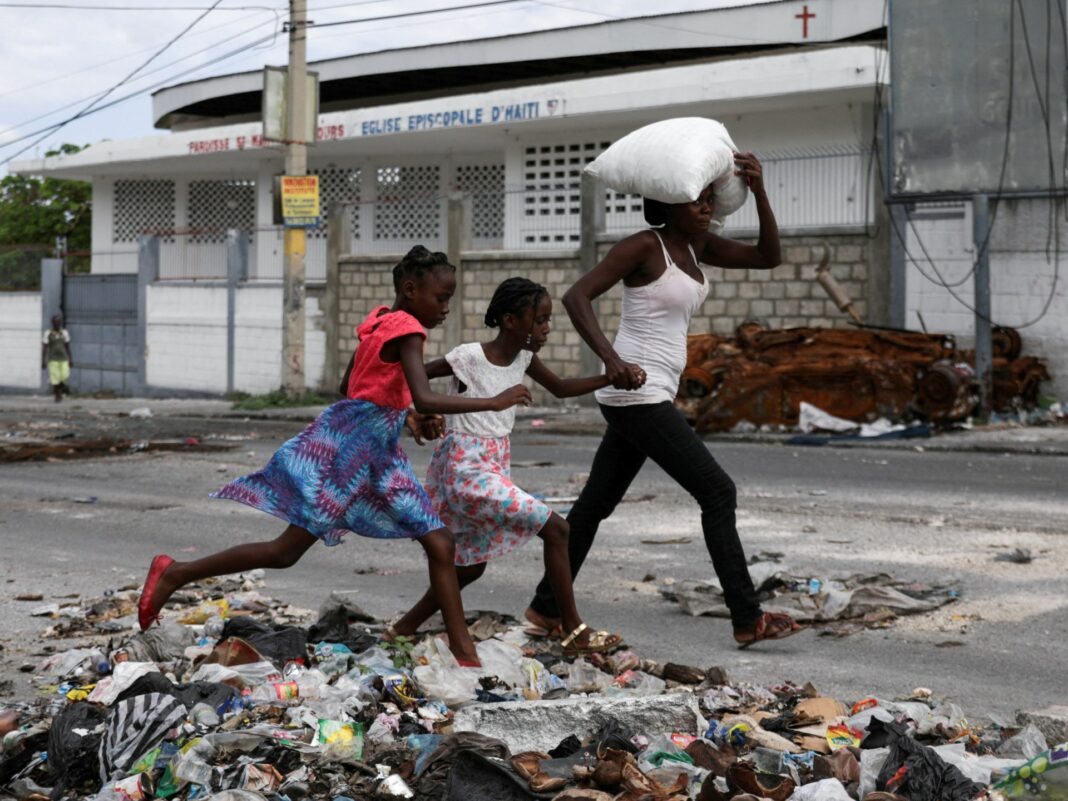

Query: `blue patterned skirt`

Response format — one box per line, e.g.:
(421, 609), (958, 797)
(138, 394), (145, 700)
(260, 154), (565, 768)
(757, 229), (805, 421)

(211, 399), (444, 545)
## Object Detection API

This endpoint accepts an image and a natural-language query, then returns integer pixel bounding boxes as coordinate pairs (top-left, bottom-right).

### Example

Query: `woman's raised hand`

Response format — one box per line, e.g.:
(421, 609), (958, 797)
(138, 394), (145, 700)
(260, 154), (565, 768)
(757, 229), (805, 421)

(734, 151), (765, 194)
(492, 384), (533, 411)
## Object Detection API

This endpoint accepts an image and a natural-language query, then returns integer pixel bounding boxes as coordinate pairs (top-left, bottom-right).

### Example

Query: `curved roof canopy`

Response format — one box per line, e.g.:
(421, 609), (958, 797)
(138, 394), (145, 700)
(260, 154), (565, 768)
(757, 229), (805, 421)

(152, 0), (886, 129)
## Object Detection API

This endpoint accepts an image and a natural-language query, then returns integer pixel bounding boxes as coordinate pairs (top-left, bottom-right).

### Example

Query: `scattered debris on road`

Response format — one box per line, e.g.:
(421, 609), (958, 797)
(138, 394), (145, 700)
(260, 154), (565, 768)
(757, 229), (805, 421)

(3, 573), (1056, 801)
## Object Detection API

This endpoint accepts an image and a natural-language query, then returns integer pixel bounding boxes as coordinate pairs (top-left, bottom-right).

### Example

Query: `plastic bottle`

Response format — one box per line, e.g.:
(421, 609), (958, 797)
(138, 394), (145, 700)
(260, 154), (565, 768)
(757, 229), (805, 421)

(250, 681), (299, 702)
(88, 649), (110, 677)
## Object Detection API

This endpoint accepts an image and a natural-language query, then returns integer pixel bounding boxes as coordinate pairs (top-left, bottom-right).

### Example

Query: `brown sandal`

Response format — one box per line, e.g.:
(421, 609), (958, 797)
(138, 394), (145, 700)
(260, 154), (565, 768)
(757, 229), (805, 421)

(733, 612), (802, 650)
(560, 623), (625, 657)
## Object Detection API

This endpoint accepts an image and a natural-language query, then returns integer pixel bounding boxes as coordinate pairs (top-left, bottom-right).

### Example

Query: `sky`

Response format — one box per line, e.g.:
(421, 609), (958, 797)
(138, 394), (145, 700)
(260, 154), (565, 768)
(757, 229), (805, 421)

(0, 0), (736, 172)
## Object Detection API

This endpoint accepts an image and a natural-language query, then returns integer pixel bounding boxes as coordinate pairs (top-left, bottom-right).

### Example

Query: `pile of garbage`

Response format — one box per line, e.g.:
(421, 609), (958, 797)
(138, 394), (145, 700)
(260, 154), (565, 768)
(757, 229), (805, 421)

(675, 323), (1052, 433)
(1, 574), (1064, 801)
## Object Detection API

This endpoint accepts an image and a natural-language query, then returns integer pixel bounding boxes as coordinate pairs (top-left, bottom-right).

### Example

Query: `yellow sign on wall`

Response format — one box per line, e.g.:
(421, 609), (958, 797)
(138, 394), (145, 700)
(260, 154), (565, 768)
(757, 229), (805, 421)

(279, 175), (320, 227)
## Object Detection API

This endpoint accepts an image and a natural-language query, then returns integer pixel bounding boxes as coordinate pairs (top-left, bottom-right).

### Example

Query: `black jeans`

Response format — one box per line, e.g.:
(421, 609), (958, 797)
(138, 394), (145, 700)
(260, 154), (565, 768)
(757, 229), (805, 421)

(529, 401), (761, 629)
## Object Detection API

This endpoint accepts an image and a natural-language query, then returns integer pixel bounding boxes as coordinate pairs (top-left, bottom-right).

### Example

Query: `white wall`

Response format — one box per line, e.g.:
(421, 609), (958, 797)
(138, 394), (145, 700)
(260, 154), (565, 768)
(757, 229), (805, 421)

(906, 198), (1068, 400)
(233, 286), (326, 394)
(145, 281), (326, 394)
(0, 293), (43, 389)
(146, 282), (228, 392)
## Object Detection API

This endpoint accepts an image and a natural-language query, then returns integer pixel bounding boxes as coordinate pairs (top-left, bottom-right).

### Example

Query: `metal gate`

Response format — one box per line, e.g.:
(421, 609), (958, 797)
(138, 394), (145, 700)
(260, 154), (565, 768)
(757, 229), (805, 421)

(62, 273), (139, 394)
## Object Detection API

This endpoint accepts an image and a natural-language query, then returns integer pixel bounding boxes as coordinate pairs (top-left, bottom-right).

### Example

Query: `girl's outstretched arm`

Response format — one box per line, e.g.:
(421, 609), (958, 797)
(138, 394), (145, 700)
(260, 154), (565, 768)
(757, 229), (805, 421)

(424, 357), (454, 379)
(526, 354), (613, 398)
(398, 334), (531, 414)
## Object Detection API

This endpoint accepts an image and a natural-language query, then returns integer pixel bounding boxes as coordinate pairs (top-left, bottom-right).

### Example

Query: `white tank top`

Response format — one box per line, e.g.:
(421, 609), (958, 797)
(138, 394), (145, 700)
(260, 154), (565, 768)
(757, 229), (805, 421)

(595, 231), (709, 406)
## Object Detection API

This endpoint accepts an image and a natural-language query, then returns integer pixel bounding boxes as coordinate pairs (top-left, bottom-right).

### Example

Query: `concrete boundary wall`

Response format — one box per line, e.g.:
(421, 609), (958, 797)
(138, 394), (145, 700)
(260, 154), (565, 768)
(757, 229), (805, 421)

(0, 292), (45, 390)
(905, 198), (1066, 399)
(335, 230), (880, 405)
(145, 281), (327, 395)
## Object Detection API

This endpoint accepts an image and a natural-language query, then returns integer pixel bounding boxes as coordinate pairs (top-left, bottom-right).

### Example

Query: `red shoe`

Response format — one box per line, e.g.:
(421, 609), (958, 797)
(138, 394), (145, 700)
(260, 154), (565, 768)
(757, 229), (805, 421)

(138, 555), (174, 631)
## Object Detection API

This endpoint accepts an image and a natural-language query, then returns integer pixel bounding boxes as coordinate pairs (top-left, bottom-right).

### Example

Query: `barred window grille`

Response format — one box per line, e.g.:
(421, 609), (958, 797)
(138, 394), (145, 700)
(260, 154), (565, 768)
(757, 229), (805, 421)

(310, 166), (361, 241)
(113, 179), (176, 242)
(374, 165), (440, 241)
(454, 163), (505, 242)
(188, 179), (255, 243)
(520, 141), (639, 245)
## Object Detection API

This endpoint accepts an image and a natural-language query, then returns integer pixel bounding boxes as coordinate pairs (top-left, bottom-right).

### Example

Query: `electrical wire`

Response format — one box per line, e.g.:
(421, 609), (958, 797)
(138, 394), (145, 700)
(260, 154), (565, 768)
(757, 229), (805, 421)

(878, 0), (1063, 331)
(1, 1), (227, 165)
(309, 0), (530, 30)
(0, 2), (280, 8)
(0, 12), (280, 138)
(1, 30), (276, 165)
(528, 0), (787, 46)
(0, 6), (278, 102)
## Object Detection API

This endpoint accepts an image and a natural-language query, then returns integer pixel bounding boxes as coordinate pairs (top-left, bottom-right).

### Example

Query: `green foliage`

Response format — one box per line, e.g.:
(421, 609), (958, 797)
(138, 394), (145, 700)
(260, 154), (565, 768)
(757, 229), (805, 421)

(0, 144), (91, 248)
(229, 389), (329, 411)
(0, 144), (91, 289)
(383, 635), (416, 670)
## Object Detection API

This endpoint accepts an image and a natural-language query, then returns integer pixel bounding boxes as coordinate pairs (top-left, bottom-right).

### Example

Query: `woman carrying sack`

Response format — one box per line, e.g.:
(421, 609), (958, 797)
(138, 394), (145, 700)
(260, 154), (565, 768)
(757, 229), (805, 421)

(525, 120), (802, 648)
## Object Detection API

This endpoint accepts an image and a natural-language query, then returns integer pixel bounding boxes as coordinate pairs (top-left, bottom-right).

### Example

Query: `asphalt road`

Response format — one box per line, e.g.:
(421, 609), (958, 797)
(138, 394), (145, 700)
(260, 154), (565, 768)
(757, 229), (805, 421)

(2, 411), (1066, 720)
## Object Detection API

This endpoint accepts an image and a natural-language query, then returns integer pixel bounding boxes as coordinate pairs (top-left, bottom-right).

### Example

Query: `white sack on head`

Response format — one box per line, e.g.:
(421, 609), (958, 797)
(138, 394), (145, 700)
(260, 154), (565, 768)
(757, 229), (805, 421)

(584, 118), (749, 224)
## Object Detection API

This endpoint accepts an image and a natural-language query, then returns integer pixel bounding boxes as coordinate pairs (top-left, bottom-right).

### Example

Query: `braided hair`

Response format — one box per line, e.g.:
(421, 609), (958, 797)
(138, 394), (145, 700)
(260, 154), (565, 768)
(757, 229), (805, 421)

(484, 277), (548, 328)
(392, 245), (455, 292)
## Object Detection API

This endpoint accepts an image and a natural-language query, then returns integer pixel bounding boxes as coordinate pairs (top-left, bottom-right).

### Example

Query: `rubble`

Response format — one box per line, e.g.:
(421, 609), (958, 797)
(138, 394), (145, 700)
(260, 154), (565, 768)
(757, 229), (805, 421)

(675, 323), (1051, 433)
(660, 567), (959, 637)
(453, 693), (703, 753)
(0, 574), (1058, 801)
(1016, 707), (1068, 748)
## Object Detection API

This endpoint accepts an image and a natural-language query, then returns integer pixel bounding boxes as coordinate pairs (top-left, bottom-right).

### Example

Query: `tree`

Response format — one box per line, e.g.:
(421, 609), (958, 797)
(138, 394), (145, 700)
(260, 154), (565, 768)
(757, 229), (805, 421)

(0, 143), (91, 287)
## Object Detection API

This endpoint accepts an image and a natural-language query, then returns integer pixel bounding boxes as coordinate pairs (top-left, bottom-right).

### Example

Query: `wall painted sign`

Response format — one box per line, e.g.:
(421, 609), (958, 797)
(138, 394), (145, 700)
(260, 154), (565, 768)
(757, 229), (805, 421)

(360, 99), (561, 137)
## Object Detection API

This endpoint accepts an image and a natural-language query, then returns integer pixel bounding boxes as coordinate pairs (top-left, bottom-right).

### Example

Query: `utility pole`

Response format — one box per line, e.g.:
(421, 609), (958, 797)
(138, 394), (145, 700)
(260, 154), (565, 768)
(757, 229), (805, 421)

(281, 0), (308, 396)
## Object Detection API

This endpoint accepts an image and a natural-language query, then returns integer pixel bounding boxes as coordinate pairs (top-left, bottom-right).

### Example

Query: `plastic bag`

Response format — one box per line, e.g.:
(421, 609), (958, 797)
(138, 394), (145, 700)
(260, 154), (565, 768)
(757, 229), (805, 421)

(317, 719), (364, 762)
(178, 598), (229, 625)
(411, 638), (479, 707)
(993, 742), (1068, 799)
(473, 639), (526, 687)
(791, 778), (854, 801)
(564, 658), (613, 693)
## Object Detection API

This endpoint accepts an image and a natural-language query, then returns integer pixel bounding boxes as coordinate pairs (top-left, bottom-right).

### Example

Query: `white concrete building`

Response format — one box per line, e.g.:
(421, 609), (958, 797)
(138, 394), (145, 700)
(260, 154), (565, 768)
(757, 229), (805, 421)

(10, 0), (1065, 400)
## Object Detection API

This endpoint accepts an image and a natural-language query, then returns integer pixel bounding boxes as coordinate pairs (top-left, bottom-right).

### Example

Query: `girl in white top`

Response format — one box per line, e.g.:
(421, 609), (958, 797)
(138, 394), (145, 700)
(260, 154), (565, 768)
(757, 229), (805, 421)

(387, 278), (633, 657)
(526, 152), (803, 649)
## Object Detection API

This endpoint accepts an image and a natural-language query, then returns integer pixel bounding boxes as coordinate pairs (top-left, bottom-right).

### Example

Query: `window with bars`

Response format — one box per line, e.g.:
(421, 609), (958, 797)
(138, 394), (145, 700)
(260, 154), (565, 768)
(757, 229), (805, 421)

(454, 163), (504, 243)
(520, 140), (641, 245)
(113, 179), (176, 243)
(374, 165), (440, 241)
(310, 166), (361, 241)
(187, 179), (255, 243)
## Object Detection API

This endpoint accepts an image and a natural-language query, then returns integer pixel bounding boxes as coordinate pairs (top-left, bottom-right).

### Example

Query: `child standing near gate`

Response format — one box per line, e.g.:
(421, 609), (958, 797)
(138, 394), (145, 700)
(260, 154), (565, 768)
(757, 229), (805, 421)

(137, 246), (531, 667)
(385, 277), (641, 656)
(42, 314), (72, 402)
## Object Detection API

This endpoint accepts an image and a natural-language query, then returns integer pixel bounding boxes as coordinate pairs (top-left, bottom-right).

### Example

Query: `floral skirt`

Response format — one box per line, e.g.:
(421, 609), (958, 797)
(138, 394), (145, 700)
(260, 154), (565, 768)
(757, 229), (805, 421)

(212, 399), (443, 545)
(426, 430), (551, 566)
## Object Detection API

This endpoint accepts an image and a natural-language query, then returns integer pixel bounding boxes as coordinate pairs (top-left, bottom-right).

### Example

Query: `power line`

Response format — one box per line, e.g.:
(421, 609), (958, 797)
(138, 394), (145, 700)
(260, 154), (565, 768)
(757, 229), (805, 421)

(877, 0), (1063, 331)
(0, 13), (280, 139)
(0, 2), (279, 8)
(3, 30), (278, 166)
(1, 1), (225, 166)
(309, 0), (530, 30)
(0, 7), (278, 102)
